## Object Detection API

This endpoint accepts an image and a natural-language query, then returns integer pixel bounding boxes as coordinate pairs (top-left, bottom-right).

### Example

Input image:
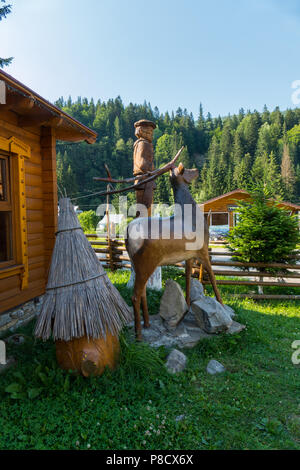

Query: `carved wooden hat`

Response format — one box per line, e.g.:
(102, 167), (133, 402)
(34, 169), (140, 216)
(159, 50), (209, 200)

(134, 119), (156, 129)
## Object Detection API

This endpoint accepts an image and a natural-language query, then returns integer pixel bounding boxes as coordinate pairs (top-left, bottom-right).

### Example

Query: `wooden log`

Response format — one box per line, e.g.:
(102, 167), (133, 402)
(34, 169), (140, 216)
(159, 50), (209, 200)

(201, 279), (300, 287)
(112, 255), (130, 262)
(210, 260), (300, 269)
(94, 248), (110, 254)
(209, 251), (300, 259)
(89, 240), (110, 246)
(194, 269), (300, 279)
(55, 333), (120, 377)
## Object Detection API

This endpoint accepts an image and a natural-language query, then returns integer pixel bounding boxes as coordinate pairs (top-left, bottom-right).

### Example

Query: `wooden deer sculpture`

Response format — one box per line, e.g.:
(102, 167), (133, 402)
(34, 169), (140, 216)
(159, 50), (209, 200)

(125, 162), (223, 340)
(93, 149), (223, 341)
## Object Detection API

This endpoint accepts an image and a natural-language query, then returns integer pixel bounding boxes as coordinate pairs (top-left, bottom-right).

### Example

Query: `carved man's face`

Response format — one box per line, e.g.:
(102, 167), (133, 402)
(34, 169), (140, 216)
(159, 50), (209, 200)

(135, 125), (154, 142)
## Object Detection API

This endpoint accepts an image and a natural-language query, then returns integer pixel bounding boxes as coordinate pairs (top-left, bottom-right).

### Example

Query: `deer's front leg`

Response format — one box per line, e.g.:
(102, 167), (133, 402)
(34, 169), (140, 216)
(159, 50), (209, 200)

(141, 286), (150, 328)
(132, 293), (142, 341)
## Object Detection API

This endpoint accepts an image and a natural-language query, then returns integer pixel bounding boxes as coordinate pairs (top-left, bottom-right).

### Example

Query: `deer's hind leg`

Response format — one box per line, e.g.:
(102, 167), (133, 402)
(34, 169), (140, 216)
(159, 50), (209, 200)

(132, 253), (158, 340)
(200, 249), (223, 305)
(132, 278), (148, 341)
(185, 259), (193, 307)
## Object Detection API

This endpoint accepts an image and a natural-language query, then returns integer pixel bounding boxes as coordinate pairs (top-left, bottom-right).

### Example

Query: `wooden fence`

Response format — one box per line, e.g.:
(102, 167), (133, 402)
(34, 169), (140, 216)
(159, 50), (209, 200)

(86, 235), (300, 300)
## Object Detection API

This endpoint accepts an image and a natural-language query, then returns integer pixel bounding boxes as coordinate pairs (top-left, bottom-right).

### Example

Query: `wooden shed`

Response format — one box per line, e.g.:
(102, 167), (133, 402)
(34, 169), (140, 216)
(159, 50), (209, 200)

(0, 70), (97, 315)
(200, 189), (300, 229)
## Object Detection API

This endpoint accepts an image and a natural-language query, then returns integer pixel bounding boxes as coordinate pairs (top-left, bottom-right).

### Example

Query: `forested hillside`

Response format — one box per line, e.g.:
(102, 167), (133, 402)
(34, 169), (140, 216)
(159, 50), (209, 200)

(55, 96), (300, 209)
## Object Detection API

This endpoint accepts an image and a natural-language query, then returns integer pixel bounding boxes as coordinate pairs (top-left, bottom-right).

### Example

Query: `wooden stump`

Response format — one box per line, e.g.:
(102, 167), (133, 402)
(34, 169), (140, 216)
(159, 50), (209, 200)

(55, 332), (120, 377)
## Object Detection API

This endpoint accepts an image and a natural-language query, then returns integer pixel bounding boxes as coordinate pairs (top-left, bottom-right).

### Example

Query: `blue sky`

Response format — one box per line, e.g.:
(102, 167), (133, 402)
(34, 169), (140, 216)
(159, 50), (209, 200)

(1, 0), (300, 118)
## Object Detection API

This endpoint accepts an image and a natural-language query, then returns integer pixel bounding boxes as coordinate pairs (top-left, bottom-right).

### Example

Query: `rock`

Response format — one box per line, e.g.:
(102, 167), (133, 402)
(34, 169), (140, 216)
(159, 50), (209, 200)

(159, 280), (188, 329)
(226, 321), (246, 335)
(22, 301), (35, 315)
(207, 359), (226, 375)
(223, 304), (235, 319)
(5, 334), (25, 345)
(0, 318), (18, 333)
(9, 309), (25, 320)
(0, 313), (11, 328)
(0, 298), (43, 338)
(178, 327), (211, 349)
(191, 297), (233, 334)
(141, 327), (161, 343)
(151, 335), (178, 349)
(166, 349), (187, 373)
(190, 278), (204, 303)
(183, 308), (196, 324)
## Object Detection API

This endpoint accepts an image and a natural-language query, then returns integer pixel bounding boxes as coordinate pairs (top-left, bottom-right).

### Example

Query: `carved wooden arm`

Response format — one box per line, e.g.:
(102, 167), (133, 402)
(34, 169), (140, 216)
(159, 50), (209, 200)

(92, 146), (184, 197)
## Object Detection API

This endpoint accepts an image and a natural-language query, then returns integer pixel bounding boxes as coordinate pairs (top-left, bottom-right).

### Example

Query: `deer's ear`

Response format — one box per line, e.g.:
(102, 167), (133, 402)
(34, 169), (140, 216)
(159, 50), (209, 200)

(178, 162), (185, 174)
(183, 168), (199, 184)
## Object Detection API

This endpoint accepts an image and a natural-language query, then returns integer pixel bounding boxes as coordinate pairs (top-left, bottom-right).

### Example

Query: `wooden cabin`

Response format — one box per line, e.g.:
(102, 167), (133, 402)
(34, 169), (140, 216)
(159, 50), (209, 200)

(0, 70), (97, 315)
(200, 189), (300, 229)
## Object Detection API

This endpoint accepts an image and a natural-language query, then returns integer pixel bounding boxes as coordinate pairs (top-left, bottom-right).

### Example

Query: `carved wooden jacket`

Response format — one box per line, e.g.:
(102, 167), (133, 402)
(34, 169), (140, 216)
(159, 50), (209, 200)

(133, 138), (154, 176)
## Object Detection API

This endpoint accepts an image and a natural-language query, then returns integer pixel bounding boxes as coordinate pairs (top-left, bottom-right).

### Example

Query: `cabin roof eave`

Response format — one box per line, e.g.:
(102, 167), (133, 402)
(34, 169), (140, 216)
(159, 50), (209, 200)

(201, 189), (300, 211)
(0, 70), (97, 144)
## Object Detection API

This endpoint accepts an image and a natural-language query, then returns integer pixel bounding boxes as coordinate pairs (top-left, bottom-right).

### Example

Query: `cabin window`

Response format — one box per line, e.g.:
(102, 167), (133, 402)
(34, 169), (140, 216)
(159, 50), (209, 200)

(0, 155), (13, 264)
(0, 136), (30, 290)
(211, 213), (229, 226)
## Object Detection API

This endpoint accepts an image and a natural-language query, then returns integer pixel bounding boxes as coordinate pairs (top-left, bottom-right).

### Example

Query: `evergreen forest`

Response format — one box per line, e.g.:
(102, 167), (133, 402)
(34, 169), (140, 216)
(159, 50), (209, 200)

(55, 97), (300, 210)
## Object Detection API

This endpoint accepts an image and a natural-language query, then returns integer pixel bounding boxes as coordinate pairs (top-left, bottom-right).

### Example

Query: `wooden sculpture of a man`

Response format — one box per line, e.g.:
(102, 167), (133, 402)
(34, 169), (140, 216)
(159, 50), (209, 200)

(133, 119), (156, 216)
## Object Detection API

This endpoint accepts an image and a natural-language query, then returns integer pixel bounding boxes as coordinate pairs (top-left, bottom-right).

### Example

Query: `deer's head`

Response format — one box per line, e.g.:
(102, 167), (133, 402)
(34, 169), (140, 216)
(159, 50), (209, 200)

(170, 163), (199, 188)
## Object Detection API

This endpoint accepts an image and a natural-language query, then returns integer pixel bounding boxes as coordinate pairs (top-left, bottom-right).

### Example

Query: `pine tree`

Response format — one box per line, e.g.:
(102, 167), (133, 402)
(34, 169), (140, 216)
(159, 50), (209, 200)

(261, 105), (270, 124)
(154, 134), (174, 204)
(266, 151), (283, 198)
(242, 112), (261, 158)
(0, 1), (13, 68)
(227, 187), (300, 269)
(232, 128), (244, 166)
(233, 153), (252, 189)
(251, 150), (268, 185)
(255, 123), (273, 159)
(203, 136), (226, 198)
(281, 140), (296, 200)
(219, 121), (233, 163)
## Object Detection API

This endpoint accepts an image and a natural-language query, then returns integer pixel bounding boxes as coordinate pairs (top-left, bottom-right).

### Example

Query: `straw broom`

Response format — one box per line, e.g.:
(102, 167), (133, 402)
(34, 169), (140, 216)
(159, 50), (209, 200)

(35, 198), (132, 342)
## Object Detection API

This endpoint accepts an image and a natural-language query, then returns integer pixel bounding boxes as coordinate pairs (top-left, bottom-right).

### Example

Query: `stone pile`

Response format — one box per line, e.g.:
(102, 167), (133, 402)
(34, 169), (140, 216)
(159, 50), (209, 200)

(128, 279), (245, 349)
(0, 297), (43, 338)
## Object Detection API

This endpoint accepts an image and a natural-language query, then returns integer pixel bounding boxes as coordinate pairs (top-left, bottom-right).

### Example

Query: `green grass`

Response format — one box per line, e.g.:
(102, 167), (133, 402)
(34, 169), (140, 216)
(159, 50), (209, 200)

(0, 267), (299, 450)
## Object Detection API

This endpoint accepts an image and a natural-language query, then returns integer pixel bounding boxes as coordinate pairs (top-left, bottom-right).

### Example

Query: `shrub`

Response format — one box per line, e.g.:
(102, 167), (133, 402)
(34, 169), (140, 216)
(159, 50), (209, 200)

(227, 187), (300, 271)
(77, 210), (100, 233)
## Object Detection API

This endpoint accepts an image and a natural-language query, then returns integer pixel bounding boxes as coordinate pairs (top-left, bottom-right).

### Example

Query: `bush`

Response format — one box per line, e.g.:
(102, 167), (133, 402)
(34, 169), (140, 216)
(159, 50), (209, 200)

(77, 210), (100, 233)
(227, 187), (300, 271)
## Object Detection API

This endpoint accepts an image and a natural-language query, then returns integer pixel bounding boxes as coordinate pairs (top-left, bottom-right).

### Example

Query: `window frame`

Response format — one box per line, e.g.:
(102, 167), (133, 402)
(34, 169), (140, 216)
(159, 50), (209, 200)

(0, 152), (16, 268)
(0, 136), (31, 289)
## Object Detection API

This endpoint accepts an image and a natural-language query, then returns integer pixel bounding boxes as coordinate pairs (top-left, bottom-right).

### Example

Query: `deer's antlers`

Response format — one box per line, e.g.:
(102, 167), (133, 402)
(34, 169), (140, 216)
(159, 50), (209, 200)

(93, 146), (184, 197)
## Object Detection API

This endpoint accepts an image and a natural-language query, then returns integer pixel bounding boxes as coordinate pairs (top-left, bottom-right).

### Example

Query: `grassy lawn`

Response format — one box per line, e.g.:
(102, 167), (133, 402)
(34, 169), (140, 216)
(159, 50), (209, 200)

(0, 267), (299, 450)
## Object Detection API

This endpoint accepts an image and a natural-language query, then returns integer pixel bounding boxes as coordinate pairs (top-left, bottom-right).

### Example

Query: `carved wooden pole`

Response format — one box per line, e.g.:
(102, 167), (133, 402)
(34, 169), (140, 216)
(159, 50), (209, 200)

(106, 184), (115, 271)
(132, 119), (157, 217)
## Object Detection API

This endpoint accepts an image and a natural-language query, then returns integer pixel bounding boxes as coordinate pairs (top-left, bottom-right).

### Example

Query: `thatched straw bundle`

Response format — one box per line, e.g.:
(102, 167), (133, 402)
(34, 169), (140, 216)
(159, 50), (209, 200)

(35, 198), (132, 342)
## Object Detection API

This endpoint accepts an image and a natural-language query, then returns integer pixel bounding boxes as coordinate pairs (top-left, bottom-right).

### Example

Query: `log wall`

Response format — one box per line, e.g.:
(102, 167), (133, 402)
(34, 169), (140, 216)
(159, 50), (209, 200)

(0, 109), (57, 313)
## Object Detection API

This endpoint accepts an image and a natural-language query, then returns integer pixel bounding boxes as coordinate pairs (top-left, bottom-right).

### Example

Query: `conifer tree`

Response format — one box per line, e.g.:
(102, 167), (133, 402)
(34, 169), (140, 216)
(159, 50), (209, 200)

(0, 0), (13, 68)
(266, 151), (283, 198)
(281, 140), (296, 200)
(233, 153), (252, 189)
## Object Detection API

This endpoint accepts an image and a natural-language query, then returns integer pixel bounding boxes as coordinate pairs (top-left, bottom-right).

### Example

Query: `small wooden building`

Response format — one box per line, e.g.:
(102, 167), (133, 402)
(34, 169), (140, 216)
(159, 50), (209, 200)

(0, 70), (97, 315)
(200, 189), (300, 229)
